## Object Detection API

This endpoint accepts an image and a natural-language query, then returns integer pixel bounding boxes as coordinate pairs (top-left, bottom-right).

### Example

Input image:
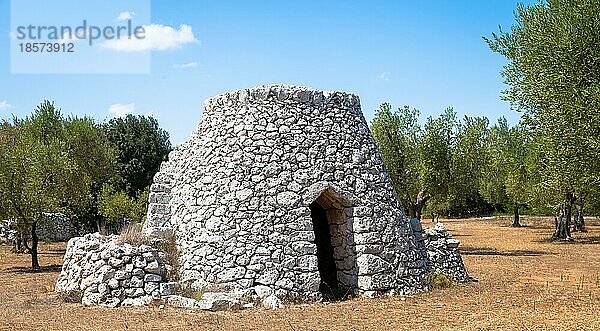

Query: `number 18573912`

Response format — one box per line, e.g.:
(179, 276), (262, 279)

(19, 43), (74, 53)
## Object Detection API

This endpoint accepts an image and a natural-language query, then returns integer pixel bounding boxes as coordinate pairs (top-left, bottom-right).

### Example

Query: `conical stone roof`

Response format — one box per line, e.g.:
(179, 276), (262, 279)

(144, 85), (429, 300)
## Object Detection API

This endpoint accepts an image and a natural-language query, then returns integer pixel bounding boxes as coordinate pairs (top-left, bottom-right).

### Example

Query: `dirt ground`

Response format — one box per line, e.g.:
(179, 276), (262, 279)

(1, 217), (599, 331)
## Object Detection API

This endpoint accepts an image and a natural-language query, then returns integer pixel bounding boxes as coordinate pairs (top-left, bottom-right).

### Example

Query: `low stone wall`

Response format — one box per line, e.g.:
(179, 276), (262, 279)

(413, 221), (471, 282)
(55, 233), (278, 310)
(56, 223), (471, 310)
(0, 220), (17, 244)
(38, 213), (76, 242)
(55, 233), (170, 307)
(1, 213), (75, 244)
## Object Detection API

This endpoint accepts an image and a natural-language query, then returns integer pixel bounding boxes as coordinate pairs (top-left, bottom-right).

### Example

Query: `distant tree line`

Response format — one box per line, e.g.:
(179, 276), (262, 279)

(373, 0), (600, 242)
(0, 101), (171, 269)
(372, 103), (597, 238)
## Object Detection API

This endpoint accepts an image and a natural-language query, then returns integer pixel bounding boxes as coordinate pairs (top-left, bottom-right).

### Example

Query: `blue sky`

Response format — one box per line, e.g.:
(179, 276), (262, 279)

(0, 0), (534, 144)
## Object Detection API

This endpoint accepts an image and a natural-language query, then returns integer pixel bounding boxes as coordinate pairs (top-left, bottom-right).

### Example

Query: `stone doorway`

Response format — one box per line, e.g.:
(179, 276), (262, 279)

(309, 200), (338, 293)
(309, 188), (356, 298)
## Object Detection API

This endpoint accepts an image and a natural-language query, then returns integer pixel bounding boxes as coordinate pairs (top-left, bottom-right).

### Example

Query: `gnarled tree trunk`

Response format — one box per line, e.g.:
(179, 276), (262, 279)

(30, 221), (40, 270)
(572, 195), (586, 232)
(552, 191), (575, 241)
(405, 189), (431, 221)
(414, 190), (431, 221)
(511, 203), (521, 227)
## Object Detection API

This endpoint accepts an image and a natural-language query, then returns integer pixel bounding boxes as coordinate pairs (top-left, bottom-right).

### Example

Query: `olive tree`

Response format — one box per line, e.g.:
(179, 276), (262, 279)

(480, 118), (530, 227)
(371, 104), (455, 220)
(0, 102), (70, 269)
(485, 0), (600, 240)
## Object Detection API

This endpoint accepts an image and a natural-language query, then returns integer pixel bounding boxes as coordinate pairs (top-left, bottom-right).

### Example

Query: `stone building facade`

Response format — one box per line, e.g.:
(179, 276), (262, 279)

(143, 85), (435, 301)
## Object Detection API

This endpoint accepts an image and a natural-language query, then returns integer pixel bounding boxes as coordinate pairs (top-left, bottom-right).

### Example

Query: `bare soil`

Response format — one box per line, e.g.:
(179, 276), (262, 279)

(1, 216), (599, 331)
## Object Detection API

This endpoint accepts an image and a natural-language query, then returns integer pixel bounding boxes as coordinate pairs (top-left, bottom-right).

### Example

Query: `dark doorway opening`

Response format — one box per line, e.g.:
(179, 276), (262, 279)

(309, 201), (338, 294)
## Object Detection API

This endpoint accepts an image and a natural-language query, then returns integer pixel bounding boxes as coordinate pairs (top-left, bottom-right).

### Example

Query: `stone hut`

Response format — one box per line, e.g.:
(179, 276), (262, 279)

(143, 84), (441, 302)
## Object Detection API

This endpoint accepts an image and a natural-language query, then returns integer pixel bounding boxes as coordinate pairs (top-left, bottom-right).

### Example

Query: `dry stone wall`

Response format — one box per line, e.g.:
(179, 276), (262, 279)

(1, 213), (75, 244)
(55, 233), (169, 307)
(0, 220), (16, 244)
(38, 213), (76, 242)
(56, 233), (286, 310)
(144, 85), (431, 301)
(419, 222), (471, 282)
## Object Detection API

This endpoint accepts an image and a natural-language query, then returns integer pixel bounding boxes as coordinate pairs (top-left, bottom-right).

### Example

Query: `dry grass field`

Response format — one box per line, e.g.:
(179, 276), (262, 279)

(1, 217), (599, 331)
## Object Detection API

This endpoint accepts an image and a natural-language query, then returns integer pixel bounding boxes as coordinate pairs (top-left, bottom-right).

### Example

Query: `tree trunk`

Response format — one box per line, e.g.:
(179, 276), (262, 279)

(511, 204), (521, 227)
(413, 190), (431, 221)
(96, 218), (107, 235)
(12, 232), (24, 253)
(429, 213), (437, 223)
(414, 203), (423, 221)
(552, 193), (574, 241)
(406, 203), (416, 219)
(30, 222), (40, 270)
(572, 196), (586, 232)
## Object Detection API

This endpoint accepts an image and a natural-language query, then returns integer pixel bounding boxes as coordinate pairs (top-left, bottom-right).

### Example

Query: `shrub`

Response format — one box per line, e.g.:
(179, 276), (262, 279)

(429, 270), (454, 289)
(98, 185), (148, 225)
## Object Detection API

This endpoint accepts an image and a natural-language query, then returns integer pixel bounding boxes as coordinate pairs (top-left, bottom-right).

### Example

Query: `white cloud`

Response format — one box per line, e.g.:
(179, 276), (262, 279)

(0, 101), (14, 111)
(100, 24), (198, 52)
(108, 103), (135, 117)
(378, 72), (391, 81)
(173, 61), (198, 69)
(117, 11), (135, 21)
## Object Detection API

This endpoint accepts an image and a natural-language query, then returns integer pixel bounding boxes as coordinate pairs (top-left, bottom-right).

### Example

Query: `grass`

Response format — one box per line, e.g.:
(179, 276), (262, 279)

(117, 223), (150, 246)
(155, 231), (180, 282)
(0, 216), (599, 330)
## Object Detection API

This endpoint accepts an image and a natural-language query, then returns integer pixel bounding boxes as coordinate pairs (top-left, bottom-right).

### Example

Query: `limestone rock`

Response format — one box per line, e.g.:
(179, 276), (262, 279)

(165, 295), (198, 309)
(197, 292), (243, 312)
(262, 294), (283, 309)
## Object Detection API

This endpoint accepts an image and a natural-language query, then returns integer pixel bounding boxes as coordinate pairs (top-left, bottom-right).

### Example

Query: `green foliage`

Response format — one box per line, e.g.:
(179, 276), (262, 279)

(61, 117), (119, 232)
(104, 115), (171, 197)
(371, 103), (423, 213)
(480, 118), (531, 210)
(372, 104), (495, 218)
(418, 109), (456, 214)
(98, 185), (148, 224)
(0, 102), (72, 268)
(447, 115), (490, 215)
(0, 102), (69, 227)
(485, 0), (600, 209)
(0, 101), (170, 267)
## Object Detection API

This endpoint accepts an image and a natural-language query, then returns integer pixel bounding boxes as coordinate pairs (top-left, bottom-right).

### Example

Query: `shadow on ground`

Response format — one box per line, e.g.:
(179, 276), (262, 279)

(4, 264), (63, 274)
(533, 234), (600, 245)
(38, 251), (66, 256)
(574, 235), (600, 245)
(460, 246), (548, 256)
